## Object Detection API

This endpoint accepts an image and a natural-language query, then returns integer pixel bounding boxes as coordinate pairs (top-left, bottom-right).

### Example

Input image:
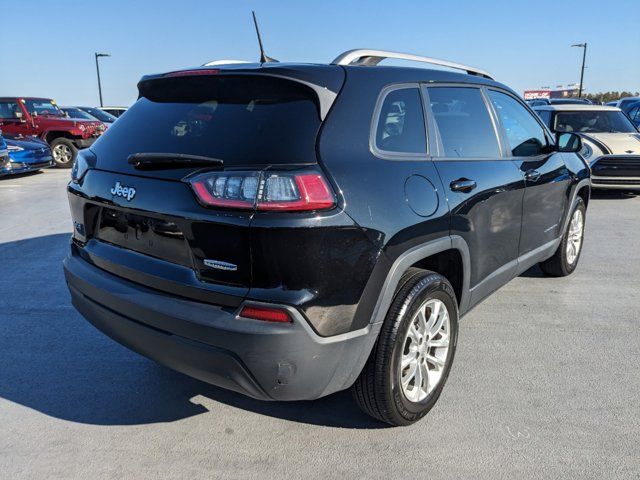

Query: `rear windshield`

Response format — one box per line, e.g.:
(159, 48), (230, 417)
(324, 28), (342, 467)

(92, 75), (321, 166)
(554, 110), (637, 133)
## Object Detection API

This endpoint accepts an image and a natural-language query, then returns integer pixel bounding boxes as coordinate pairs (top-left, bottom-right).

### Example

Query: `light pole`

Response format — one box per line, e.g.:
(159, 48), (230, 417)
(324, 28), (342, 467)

(571, 43), (587, 98)
(94, 52), (110, 107)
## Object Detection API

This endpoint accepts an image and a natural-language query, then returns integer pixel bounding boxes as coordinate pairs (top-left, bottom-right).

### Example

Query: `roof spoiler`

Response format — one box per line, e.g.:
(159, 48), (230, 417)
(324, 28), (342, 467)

(138, 70), (338, 120)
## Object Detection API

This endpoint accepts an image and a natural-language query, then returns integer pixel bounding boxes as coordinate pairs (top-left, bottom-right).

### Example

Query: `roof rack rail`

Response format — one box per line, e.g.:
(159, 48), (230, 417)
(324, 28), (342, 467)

(331, 49), (493, 80)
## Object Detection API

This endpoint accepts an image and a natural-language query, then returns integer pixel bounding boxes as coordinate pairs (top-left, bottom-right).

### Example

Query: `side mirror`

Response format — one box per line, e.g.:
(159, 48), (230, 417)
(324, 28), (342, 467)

(14, 111), (26, 123)
(556, 132), (582, 153)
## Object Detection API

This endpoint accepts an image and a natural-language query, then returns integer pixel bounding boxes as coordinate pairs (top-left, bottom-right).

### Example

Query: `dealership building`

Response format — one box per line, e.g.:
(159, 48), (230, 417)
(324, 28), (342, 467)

(523, 85), (581, 100)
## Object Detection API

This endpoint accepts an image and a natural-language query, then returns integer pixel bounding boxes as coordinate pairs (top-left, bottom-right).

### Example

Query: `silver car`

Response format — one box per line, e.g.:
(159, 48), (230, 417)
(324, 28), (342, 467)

(533, 104), (640, 190)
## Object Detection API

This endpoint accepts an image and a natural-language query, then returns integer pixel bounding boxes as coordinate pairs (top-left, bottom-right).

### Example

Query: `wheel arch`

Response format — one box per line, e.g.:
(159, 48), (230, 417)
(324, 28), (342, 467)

(576, 183), (590, 208)
(329, 236), (471, 394)
(44, 130), (77, 144)
(370, 236), (471, 328)
(561, 178), (591, 233)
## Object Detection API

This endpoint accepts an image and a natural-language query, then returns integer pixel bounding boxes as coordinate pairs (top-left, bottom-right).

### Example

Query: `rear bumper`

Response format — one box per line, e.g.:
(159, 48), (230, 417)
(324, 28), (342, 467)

(63, 244), (378, 401)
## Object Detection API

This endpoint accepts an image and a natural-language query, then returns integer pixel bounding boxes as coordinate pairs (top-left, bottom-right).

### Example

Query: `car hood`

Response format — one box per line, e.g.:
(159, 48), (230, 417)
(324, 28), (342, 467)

(5, 135), (50, 151)
(35, 116), (103, 127)
(581, 132), (640, 154)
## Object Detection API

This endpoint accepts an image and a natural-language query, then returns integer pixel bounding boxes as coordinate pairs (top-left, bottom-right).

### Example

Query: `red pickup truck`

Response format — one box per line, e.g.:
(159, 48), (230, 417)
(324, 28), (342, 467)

(0, 97), (105, 167)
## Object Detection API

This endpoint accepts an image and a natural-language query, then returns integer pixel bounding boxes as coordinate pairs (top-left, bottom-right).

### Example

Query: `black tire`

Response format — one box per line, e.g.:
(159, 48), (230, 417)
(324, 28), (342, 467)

(50, 138), (77, 168)
(352, 268), (459, 426)
(539, 197), (586, 277)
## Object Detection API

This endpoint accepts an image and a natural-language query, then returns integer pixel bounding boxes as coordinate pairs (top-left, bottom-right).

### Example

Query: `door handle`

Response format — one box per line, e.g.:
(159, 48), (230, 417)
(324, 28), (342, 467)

(524, 170), (541, 182)
(450, 179), (477, 193)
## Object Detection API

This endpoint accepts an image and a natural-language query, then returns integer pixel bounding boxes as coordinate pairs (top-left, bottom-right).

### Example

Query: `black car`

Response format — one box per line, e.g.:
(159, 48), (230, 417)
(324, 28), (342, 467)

(63, 49), (590, 426)
(77, 107), (118, 124)
(61, 107), (103, 122)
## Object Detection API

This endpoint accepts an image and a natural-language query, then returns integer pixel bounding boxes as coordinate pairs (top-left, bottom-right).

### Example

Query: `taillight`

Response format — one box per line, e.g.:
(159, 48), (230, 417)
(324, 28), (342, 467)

(239, 305), (292, 323)
(188, 169), (336, 212)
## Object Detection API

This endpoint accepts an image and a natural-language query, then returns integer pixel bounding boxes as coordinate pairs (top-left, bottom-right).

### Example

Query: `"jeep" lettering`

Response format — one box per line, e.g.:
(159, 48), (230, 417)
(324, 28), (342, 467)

(110, 181), (136, 201)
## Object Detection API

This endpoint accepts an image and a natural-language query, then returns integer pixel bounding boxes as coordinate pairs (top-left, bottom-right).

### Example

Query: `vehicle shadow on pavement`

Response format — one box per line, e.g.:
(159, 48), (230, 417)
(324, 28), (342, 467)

(0, 170), (44, 181)
(0, 233), (385, 429)
(590, 190), (639, 200)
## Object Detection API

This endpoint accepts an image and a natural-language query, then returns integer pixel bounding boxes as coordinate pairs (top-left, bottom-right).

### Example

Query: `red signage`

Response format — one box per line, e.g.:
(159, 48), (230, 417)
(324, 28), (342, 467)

(523, 90), (551, 100)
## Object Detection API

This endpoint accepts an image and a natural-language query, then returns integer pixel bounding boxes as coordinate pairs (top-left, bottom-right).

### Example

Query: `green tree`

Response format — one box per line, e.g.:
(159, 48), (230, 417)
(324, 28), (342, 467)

(584, 91), (640, 103)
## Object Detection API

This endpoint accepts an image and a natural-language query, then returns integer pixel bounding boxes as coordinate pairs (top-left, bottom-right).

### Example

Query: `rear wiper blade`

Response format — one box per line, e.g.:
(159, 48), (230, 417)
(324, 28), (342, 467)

(128, 153), (224, 169)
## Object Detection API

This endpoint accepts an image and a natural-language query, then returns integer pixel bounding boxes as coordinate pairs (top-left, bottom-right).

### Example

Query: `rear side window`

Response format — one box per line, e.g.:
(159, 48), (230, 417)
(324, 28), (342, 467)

(427, 87), (500, 158)
(93, 75), (321, 166)
(373, 87), (427, 156)
(488, 90), (548, 157)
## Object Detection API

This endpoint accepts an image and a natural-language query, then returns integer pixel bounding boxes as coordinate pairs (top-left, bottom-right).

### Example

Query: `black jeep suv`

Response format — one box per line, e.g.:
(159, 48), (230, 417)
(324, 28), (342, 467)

(63, 49), (590, 426)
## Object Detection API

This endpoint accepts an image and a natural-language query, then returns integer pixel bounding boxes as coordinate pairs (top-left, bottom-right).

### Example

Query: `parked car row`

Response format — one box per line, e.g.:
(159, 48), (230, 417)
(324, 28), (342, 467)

(61, 106), (118, 125)
(0, 97), (127, 172)
(602, 96), (640, 127)
(526, 95), (640, 121)
(526, 98), (594, 107)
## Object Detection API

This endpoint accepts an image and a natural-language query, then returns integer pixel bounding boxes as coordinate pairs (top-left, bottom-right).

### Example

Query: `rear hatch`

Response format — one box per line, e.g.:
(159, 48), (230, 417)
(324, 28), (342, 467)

(71, 67), (344, 303)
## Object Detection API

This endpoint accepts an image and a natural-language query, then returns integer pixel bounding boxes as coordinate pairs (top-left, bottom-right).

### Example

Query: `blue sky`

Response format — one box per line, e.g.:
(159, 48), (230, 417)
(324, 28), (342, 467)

(1, 0), (638, 106)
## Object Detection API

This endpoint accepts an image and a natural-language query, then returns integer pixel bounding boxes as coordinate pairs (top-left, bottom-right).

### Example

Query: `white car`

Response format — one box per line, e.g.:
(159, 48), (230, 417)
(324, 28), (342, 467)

(533, 104), (640, 190)
(98, 106), (127, 118)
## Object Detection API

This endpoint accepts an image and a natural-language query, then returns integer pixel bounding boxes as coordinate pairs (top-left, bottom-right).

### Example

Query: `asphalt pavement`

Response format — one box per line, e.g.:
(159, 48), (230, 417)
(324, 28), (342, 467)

(1, 169), (638, 479)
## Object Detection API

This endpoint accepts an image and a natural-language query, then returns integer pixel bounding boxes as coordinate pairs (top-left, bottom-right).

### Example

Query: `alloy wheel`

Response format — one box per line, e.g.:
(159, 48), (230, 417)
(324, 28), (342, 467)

(566, 209), (584, 265)
(399, 299), (450, 402)
(53, 144), (73, 164)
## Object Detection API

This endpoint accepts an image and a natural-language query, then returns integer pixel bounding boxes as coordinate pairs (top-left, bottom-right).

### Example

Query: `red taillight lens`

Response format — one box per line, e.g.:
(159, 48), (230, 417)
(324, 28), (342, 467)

(257, 173), (335, 211)
(188, 169), (336, 212)
(239, 305), (291, 323)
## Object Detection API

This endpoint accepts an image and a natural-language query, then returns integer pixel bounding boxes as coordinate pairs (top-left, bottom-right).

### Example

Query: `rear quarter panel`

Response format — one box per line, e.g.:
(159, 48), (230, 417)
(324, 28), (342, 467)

(316, 68), (451, 333)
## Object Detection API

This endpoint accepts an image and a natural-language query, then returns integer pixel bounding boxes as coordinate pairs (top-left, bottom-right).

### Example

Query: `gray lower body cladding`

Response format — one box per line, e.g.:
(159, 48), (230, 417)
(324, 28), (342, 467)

(63, 245), (378, 401)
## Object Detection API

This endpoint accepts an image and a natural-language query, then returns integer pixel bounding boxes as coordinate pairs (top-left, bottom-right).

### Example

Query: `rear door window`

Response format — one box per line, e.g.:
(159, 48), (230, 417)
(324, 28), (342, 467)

(373, 86), (427, 156)
(427, 87), (500, 158)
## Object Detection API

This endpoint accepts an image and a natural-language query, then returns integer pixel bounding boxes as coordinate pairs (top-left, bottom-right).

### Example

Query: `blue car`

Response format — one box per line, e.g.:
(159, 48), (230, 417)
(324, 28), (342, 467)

(1, 133), (54, 176)
(0, 130), (8, 172)
(625, 101), (640, 128)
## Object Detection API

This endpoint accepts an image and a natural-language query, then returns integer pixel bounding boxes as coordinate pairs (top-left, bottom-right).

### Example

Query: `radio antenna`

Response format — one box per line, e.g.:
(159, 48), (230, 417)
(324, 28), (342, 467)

(252, 11), (278, 63)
